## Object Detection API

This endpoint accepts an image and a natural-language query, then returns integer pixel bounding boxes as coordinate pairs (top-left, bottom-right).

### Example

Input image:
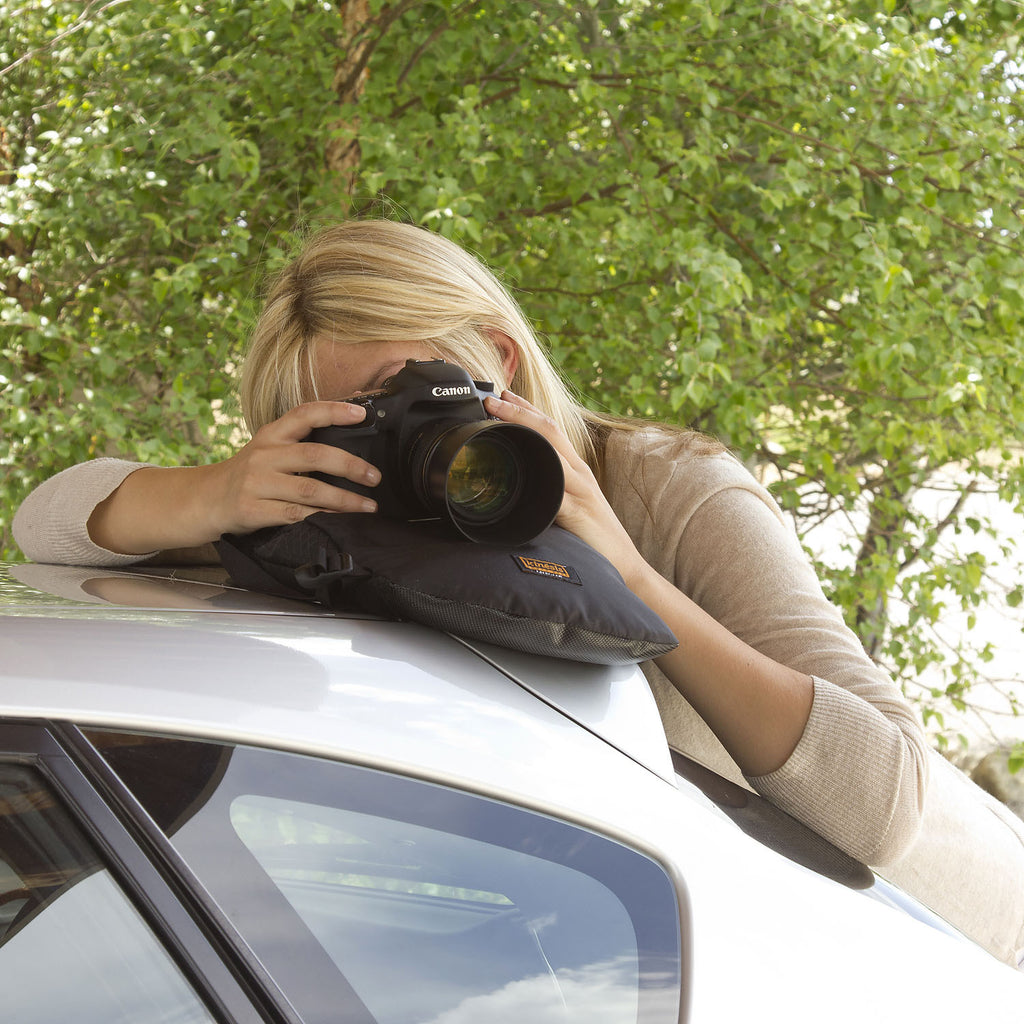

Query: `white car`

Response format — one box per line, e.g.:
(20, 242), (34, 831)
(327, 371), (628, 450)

(1, 560), (1022, 1023)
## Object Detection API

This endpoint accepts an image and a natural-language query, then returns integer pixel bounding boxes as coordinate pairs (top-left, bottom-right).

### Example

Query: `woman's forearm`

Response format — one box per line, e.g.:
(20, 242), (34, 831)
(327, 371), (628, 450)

(87, 465), (225, 554)
(628, 564), (815, 777)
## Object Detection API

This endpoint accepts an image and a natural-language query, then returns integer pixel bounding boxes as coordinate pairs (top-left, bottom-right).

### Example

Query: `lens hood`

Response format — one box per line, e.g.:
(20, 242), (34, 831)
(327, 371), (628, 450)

(418, 420), (564, 544)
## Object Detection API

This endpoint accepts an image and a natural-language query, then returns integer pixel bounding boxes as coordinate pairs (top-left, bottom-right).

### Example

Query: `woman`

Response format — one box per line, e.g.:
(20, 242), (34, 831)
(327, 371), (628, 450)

(14, 219), (1024, 964)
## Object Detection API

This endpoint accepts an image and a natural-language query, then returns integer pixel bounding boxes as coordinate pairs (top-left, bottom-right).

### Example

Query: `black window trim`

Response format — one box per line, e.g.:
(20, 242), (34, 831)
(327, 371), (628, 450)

(74, 724), (684, 1024)
(67, 724), (383, 1024)
(2, 718), (688, 1024)
(668, 746), (877, 889)
(0, 718), (293, 1024)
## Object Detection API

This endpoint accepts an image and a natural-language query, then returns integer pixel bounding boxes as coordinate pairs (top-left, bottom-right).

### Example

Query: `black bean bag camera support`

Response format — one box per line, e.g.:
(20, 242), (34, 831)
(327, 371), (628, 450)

(216, 513), (678, 665)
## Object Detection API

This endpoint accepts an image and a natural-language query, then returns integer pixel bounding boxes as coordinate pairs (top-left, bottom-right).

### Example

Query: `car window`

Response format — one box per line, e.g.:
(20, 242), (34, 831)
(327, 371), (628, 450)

(86, 730), (682, 1024)
(0, 763), (217, 1024)
(668, 747), (875, 889)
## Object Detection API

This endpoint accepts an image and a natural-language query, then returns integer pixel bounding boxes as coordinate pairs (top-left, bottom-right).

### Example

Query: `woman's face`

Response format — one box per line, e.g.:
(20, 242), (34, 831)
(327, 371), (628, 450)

(312, 339), (440, 401)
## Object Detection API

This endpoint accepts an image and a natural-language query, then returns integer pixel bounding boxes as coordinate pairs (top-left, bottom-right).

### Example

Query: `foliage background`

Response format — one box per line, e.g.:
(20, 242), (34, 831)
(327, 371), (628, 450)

(3, 0), (1023, 753)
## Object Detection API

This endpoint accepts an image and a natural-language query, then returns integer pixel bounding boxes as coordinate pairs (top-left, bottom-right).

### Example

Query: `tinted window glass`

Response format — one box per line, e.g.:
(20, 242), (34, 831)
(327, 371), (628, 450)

(0, 764), (216, 1024)
(89, 731), (682, 1024)
(669, 748), (874, 888)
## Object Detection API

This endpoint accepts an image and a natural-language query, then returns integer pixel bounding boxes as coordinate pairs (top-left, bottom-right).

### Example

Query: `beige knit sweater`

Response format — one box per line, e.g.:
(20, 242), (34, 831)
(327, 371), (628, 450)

(602, 429), (1024, 967)
(13, 431), (1024, 965)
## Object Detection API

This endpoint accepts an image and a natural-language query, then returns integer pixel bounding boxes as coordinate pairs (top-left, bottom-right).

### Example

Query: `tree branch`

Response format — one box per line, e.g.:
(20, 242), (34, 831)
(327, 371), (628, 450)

(1, 0), (134, 77)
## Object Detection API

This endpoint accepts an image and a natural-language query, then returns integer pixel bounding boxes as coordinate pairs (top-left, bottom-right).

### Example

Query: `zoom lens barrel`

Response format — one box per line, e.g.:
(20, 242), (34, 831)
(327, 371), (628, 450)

(417, 421), (564, 543)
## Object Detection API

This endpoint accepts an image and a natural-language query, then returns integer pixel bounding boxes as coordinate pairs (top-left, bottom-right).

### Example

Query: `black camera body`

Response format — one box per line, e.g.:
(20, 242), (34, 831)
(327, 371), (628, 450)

(307, 359), (564, 544)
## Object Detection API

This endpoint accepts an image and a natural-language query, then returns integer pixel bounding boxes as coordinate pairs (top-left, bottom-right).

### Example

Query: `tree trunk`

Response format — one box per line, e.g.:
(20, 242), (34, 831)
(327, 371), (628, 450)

(853, 475), (912, 660)
(326, 1), (420, 194)
(0, 123), (41, 312)
(326, 0), (372, 192)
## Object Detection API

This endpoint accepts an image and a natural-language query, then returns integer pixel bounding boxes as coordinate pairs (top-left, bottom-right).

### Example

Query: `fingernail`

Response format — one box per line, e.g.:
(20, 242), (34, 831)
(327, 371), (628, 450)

(360, 499), (377, 513)
(364, 468), (381, 486)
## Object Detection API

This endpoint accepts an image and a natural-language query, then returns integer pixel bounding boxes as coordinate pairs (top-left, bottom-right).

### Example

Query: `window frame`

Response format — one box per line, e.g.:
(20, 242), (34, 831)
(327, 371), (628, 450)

(0, 718), (688, 1024)
(0, 719), (295, 1024)
(82, 726), (685, 1024)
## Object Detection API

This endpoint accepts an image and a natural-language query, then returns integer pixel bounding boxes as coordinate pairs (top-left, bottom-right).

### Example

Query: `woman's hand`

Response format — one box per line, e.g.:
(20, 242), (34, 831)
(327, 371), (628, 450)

(204, 401), (382, 536)
(88, 401), (381, 555)
(483, 391), (647, 585)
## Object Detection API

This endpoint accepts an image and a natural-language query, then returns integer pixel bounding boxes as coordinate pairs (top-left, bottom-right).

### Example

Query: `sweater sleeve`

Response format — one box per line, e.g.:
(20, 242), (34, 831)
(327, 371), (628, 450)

(13, 459), (159, 567)
(606, 430), (928, 865)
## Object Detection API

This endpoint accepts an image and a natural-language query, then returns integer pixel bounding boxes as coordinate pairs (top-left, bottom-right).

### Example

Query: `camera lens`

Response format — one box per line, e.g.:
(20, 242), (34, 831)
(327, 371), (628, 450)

(417, 421), (564, 543)
(446, 435), (520, 519)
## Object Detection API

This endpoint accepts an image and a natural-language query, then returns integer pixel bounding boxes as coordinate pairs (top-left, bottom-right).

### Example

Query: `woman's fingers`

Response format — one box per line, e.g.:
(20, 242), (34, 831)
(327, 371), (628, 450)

(217, 401), (386, 531)
(247, 399), (365, 444)
(257, 399), (382, 489)
(484, 391), (593, 511)
(485, 390), (563, 440)
(256, 437), (381, 489)
(484, 391), (588, 475)
(253, 483), (378, 526)
(483, 391), (645, 581)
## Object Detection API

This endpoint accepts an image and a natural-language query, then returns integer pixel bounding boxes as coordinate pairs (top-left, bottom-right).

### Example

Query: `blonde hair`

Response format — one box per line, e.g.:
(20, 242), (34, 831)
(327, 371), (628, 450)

(241, 219), (613, 465)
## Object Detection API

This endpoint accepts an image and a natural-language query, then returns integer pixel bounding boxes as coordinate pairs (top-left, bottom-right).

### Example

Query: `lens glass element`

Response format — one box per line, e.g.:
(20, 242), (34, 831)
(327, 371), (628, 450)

(446, 436), (521, 520)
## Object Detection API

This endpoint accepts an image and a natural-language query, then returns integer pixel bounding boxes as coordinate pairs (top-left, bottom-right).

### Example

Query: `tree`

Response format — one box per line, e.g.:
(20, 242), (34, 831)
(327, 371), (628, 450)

(3, 0), (1023, 749)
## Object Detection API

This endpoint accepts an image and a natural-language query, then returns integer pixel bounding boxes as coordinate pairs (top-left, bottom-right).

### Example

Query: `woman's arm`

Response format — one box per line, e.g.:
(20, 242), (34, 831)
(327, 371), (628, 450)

(485, 391), (812, 774)
(622, 561), (815, 776)
(660, 477), (928, 865)
(484, 391), (927, 864)
(15, 401), (383, 564)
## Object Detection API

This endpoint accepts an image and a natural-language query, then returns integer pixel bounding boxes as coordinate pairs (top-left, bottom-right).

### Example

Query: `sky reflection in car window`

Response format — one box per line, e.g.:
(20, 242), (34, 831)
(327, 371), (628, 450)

(87, 731), (682, 1024)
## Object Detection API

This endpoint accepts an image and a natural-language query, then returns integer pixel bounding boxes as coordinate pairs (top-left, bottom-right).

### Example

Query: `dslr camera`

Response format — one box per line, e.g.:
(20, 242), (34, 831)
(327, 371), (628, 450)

(307, 359), (564, 544)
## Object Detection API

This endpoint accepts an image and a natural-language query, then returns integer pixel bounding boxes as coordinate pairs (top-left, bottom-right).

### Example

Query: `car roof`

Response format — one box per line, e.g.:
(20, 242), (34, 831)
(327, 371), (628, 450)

(0, 561), (676, 788)
(8, 565), (1024, 1014)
